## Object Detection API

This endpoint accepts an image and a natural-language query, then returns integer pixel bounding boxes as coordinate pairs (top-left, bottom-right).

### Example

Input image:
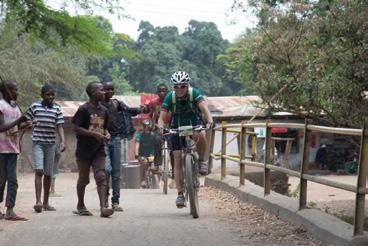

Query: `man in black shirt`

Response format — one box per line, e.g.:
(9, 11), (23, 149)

(72, 81), (113, 217)
(102, 81), (142, 211)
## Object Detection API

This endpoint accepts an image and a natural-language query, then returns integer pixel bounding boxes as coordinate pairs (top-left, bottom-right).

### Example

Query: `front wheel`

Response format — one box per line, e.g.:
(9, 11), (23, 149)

(152, 173), (160, 189)
(162, 147), (169, 194)
(185, 154), (199, 218)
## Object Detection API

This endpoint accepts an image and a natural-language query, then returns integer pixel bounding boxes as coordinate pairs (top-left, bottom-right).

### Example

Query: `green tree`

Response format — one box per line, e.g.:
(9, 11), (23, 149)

(126, 23), (184, 93)
(227, 0), (368, 127)
(126, 20), (236, 96)
(218, 29), (257, 95)
(0, 0), (126, 55)
(0, 21), (92, 107)
(181, 20), (232, 95)
(84, 19), (136, 89)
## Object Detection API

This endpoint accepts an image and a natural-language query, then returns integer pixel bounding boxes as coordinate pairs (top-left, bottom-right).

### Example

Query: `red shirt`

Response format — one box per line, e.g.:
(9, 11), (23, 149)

(146, 97), (162, 123)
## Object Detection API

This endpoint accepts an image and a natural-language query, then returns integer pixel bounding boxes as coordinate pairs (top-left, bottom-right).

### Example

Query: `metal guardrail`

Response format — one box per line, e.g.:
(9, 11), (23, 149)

(208, 120), (367, 235)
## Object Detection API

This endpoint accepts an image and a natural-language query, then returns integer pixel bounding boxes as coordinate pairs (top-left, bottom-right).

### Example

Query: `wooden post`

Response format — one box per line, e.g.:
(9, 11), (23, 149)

(271, 140), (276, 164)
(208, 127), (216, 174)
(283, 139), (293, 168)
(236, 132), (241, 155)
(299, 120), (312, 209)
(251, 134), (257, 161)
(239, 121), (246, 186)
(221, 121), (227, 180)
(354, 118), (368, 235)
(264, 120), (272, 195)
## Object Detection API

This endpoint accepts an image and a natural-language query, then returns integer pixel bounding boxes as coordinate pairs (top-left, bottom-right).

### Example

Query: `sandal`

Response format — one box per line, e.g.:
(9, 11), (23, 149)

(73, 207), (93, 216)
(112, 204), (124, 212)
(43, 205), (56, 211)
(0, 211), (4, 220)
(4, 215), (28, 221)
(33, 203), (43, 213)
(100, 208), (114, 218)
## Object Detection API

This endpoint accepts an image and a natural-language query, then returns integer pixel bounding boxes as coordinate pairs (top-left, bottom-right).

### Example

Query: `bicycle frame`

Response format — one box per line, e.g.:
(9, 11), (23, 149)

(162, 137), (170, 194)
(164, 125), (207, 218)
(140, 156), (160, 189)
(181, 134), (200, 191)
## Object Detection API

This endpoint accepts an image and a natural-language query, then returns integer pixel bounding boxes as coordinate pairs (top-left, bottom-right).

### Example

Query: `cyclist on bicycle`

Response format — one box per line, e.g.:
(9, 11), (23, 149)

(143, 84), (169, 173)
(135, 118), (157, 188)
(158, 71), (213, 207)
(144, 84), (176, 188)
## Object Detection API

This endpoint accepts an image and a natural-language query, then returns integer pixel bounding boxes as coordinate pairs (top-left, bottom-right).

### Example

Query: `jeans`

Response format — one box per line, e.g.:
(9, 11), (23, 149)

(0, 154), (18, 208)
(121, 138), (128, 163)
(153, 130), (162, 167)
(53, 144), (61, 179)
(32, 141), (56, 176)
(104, 136), (121, 205)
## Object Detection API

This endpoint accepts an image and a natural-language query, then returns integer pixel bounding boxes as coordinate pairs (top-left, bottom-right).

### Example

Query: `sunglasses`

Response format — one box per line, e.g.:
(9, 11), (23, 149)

(173, 85), (187, 89)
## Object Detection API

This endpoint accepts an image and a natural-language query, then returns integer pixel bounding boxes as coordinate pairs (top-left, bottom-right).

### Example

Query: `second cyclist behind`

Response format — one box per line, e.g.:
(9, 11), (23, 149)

(135, 119), (157, 188)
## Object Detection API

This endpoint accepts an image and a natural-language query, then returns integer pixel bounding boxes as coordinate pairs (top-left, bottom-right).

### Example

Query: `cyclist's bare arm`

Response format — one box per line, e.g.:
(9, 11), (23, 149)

(135, 141), (140, 158)
(197, 100), (213, 126)
(158, 109), (169, 133)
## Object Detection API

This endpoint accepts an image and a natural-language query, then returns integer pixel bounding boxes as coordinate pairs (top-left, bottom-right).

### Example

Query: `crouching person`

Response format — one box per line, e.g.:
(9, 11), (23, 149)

(72, 81), (113, 218)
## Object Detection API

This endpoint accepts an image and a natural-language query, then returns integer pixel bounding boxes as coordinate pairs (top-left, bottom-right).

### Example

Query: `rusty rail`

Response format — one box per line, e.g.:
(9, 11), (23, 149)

(209, 120), (367, 235)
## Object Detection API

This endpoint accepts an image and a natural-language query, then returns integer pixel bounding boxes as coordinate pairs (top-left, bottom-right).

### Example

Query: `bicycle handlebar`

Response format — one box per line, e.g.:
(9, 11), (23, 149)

(163, 125), (210, 135)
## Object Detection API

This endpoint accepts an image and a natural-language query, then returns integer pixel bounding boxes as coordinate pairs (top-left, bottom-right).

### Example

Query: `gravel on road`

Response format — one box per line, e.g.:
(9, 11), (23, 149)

(199, 187), (326, 246)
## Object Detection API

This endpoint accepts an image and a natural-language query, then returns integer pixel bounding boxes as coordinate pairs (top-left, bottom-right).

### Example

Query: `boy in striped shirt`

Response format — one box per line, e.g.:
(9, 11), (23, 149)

(26, 85), (65, 213)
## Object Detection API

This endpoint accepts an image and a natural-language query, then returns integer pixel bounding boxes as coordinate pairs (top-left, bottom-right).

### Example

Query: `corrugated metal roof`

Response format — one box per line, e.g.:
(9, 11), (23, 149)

(206, 96), (263, 117)
(56, 95), (264, 118)
(56, 100), (84, 118)
(114, 95), (142, 107)
(56, 96), (143, 118)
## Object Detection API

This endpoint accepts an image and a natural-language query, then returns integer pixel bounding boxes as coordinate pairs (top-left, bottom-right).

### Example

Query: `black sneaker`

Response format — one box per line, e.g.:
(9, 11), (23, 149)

(176, 193), (185, 208)
(199, 161), (208, 175)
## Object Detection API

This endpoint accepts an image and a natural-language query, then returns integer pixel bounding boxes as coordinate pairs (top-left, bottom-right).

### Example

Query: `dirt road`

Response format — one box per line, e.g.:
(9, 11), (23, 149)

(0, 173), (324, 246)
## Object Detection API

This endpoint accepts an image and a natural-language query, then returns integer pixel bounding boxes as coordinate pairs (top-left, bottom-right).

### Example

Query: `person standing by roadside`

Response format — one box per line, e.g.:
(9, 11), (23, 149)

(0, 80), (30, 221)
(26, 85), (65, 213)
(102, 81), (143, 211)
(72, 81), (113, 217)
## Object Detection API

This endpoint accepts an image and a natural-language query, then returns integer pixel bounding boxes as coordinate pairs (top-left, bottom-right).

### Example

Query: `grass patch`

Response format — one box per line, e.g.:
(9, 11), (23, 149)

(288, 184), (300, 198)
(337, 215), (368, 231)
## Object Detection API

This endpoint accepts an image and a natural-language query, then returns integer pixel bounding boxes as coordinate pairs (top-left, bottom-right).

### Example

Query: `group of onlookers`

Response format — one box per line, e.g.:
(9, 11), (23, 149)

(0, 81), (64, 220)
(0, 70), (214, 220)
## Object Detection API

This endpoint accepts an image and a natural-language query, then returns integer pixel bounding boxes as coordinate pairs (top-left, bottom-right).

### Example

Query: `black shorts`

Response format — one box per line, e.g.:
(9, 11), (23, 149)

(170, 135), (187, 151)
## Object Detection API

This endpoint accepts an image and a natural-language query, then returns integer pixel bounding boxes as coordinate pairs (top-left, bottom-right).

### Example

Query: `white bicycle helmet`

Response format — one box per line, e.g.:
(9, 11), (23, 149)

(142, 118), (153, 129)
(170, 71), (191, 86)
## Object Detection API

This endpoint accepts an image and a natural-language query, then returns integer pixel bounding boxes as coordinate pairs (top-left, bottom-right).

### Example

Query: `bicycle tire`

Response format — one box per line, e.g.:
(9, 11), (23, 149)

(185, 154), (199, 218)
(152, 173), (160, 189)
(162, 147), (169, 194)
(145, 173), (151, 189)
